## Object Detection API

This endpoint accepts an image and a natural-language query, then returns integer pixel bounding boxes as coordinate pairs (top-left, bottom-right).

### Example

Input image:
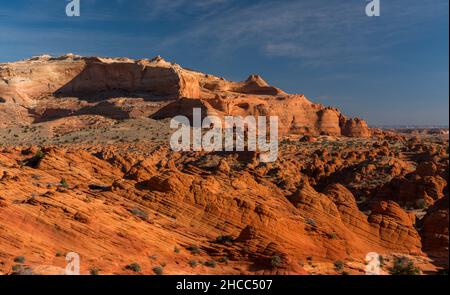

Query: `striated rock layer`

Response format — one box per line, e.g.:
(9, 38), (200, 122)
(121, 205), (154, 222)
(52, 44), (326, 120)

(0, 54), (370, 137)
(1, 54), (447, 275)
(0, 142), (442, 275)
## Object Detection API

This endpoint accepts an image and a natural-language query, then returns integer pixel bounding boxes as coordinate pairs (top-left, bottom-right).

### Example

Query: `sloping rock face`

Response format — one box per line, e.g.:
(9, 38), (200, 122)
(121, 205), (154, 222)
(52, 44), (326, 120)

(0, 55), (200, 104)
(341, 118), (371, 137)
(0, 145), (431, 275)
(0, 55), (370, 137)
(374, 154), (448, 209)
(289, 181), (423, 256)
(421, 195), (449, 264)
(0, 123), (447, 274)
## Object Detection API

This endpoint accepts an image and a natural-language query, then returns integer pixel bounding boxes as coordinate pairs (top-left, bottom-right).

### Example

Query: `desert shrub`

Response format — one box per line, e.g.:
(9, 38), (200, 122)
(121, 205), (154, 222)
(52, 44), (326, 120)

(60, 178), (69, 189)
(334, 260), (345, 271)
(187, 245), (201, 255)
(25, 150), (45, 168)
(174, 247), (181, 254)
(129, 207), (148, 220)
(126, 263), (142, 273)
(271, 255), (282, 268)
(188, 260), (198, 268)
(390, 257), (420, 275)
(326, 232), (337, 239)
(14, 256), (25, 263)
(216, 235), (234, 244)
(305, 218), (317, 228)
(89, 268), (100, 275)
(218, 256), (229, 264)
(152, 266), (164, 275)
(204, 261), (217, 268)
(11, 265), (33, 275)
(416, 199), (427, 209)
(74, 212), (89, 223)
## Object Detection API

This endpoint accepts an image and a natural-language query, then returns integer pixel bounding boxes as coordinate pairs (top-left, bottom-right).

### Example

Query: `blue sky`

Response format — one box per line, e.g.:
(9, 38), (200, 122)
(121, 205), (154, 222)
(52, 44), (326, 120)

(0, 0), (448, 126)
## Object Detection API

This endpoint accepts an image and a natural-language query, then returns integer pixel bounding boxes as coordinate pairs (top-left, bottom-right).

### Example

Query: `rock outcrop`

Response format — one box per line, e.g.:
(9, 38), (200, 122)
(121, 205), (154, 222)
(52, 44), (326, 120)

(421, 195), (449, 264)
(0, 54), (447, 275)
(0, 54), (371, 137)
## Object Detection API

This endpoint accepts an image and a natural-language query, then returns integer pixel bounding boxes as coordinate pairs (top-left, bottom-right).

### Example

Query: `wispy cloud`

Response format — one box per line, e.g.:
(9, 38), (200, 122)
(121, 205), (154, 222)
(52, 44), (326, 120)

(143, 0), (232, 18)
(155, 0), (448, 65)
(1, 0), (448, 66)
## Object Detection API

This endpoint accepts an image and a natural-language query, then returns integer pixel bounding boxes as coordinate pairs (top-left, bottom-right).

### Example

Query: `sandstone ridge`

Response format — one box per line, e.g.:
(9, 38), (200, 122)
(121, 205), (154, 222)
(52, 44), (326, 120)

(0, 54), (370, 137)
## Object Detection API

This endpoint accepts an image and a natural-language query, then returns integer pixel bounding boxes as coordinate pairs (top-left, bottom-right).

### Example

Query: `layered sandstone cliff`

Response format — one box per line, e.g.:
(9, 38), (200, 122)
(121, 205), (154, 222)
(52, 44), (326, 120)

(0, 54), (370, 137)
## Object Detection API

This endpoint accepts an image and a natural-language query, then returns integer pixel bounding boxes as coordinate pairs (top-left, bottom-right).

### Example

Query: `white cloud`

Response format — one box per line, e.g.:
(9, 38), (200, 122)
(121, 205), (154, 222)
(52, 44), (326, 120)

(156, 0), (448, 64)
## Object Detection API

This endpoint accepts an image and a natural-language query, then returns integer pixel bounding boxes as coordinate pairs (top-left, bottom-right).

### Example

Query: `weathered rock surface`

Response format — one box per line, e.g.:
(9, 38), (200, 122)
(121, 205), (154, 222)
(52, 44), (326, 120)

(0, 55), (447, 275)
(421, 195), (449, 265)
(0, 143), (439, 275)
(1, 55), (370, 137)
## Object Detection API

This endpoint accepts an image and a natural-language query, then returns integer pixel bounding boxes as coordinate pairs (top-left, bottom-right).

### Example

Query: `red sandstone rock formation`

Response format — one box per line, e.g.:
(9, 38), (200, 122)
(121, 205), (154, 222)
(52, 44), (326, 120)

(421, 195), (449, 265)
(1, 54), (447, 275)
(0, 54), (370, 137)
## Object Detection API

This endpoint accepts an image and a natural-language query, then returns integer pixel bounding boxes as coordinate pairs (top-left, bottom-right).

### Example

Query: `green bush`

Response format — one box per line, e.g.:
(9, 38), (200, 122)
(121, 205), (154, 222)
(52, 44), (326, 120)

(390, 257), (420, 275)
(204, 261), (217, 268)
(306, 218), (317, 228)
(187, 245), (201, 255)
(14, 256), (25, 263)
(152, 266), (164, 275)
(126, 262), (141, 273)
(11, 264), (33, 275)
(216, 235), (234, 244)
(25, 150), (45, 168)
(188, 260), (198, 268)
(130, 207), (148, 220)
(60, 178), (69, 189)
(218, 256), (229, 264)
(326, 232), (337, 239)
(334, 260), (345, 271)
(271, 255), (282, 268)
(416, 199), (427, 209)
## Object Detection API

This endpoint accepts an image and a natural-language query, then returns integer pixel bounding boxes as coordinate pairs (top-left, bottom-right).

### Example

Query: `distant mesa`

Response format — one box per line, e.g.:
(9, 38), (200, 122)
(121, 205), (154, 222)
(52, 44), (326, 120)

(0, 54), (370, 137)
